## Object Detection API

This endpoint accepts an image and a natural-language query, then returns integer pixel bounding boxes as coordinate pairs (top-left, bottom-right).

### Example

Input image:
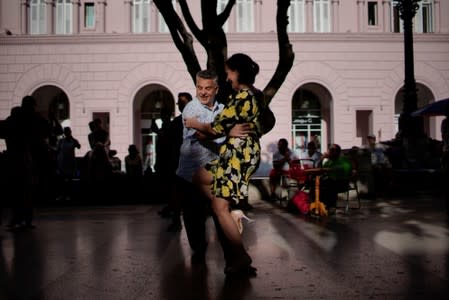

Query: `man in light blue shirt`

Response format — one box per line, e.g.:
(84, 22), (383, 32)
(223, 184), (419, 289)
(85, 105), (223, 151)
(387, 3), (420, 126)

(175, 70), (248, 264)
(176, 91), (224, 182)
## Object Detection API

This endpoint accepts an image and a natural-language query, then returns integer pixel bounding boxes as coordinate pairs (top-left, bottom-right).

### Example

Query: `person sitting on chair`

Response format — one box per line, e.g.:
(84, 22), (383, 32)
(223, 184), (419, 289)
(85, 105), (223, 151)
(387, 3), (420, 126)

(305, 141), (322, 167)
(305, 144), (352, 214)
(269, 138), (297, 199)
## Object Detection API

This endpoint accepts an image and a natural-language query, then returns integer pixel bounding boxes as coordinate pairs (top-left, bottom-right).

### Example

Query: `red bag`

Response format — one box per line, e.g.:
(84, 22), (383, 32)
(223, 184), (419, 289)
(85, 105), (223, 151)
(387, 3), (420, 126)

(292, 190), (309, 214)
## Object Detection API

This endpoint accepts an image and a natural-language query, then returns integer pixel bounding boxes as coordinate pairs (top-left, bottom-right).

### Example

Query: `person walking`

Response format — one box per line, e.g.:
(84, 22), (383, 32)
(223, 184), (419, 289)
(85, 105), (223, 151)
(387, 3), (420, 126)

(185, 53), (263, 276)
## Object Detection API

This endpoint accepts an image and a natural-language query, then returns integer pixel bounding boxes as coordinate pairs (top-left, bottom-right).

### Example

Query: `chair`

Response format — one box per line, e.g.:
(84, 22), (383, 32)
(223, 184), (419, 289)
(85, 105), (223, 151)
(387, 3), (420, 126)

(338, 173), (361, 213)
(277, 159), (315, 208)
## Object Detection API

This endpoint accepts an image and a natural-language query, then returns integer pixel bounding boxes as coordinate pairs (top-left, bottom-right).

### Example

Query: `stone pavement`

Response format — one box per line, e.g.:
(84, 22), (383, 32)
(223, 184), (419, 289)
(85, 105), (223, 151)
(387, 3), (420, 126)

(0, 188), (448, 299)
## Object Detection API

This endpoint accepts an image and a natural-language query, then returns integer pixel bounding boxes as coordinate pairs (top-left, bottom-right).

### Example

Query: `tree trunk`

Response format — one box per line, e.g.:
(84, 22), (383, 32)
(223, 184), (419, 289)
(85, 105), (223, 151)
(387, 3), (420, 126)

(154, 0), (294, 103)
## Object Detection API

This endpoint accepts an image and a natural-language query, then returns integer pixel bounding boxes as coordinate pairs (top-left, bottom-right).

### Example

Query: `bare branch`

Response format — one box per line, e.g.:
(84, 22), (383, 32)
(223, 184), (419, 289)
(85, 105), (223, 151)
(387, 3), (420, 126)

(263, 0), (295, 104)
(217, 0), (236, 26)
(178, 0), (204, 44)
(153, 0), (201, 82)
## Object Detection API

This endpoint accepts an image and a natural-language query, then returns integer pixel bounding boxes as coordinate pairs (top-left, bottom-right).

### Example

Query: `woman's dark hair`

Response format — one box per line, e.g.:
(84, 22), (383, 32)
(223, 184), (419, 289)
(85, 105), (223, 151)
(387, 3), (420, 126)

(225, 53), (259, 85)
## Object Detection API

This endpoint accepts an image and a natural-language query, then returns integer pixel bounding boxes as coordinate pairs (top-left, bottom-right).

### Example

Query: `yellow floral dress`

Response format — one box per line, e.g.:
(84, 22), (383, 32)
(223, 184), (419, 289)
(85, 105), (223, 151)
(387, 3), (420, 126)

(205, 89), (262, 204)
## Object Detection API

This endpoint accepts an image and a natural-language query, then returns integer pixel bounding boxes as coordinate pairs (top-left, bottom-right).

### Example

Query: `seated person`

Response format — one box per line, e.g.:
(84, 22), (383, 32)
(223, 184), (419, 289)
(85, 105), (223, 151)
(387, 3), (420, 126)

(269, 138), (297, 197)
(305, 144), (352, 212)
(305, 141), (322, 167)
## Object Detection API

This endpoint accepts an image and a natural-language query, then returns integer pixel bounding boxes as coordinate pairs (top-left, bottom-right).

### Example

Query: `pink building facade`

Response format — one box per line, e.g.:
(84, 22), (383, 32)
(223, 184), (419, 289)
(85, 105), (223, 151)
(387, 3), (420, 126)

(1, 0), (449, 175)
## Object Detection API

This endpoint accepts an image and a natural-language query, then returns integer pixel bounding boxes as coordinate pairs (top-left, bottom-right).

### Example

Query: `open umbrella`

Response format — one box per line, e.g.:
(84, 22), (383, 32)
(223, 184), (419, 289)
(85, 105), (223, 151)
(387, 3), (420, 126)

(411, 97), (449, 117)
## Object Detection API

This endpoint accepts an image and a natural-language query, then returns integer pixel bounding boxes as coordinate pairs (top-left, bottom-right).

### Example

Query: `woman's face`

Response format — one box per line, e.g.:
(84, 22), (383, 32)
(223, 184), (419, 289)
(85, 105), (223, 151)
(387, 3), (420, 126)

(225, 66), (240, 90)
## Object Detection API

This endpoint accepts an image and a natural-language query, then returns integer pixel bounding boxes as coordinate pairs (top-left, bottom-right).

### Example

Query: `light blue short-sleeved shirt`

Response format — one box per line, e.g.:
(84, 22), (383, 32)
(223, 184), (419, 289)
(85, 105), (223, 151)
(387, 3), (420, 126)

(176, 98), (224, 182)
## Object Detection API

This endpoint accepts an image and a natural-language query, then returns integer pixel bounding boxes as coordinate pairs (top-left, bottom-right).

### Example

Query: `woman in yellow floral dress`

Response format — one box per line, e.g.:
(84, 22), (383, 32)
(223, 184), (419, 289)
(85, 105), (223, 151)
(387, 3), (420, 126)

(185, 53), (263, 276)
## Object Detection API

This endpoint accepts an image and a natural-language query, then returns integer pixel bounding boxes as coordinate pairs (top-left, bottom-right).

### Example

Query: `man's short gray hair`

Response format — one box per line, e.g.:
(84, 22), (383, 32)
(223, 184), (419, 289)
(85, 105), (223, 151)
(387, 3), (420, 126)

(196, 70), (218, 85)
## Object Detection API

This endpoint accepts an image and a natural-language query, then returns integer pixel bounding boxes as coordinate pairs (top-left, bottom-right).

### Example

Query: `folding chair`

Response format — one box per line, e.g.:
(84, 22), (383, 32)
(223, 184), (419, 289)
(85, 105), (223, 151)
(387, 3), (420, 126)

(339, 173), (361, 213)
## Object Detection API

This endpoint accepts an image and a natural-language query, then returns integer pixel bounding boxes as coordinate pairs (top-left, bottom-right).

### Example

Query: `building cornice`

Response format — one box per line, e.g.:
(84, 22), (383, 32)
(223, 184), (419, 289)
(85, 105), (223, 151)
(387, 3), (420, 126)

(1, 32), (448, 46)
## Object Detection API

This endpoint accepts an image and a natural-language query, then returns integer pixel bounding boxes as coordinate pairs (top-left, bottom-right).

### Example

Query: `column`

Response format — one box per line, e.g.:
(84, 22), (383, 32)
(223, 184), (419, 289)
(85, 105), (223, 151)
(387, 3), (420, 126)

(46, 0), (55, 34)
(305, 0), (313, 32)
(356, 0), (365, 32)
(331, 0), (339, 32)
(21, 0), (28, 34)
(96, 0), (107, 33)
(72, 0), (80, 33)
(382, 0), (391, 32)
(124, 0), (133, 33)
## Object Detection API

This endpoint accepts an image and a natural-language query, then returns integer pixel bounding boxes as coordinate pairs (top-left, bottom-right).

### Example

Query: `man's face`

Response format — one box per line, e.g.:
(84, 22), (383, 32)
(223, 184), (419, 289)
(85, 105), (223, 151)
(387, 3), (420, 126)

(196, 77), (218, 107)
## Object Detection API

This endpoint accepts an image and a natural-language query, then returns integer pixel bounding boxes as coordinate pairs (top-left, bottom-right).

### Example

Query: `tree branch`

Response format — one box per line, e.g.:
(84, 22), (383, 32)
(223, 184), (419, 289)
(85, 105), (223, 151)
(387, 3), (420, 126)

(153, 0), (201, 83)
(178, 0), (204, 45)
(263, 0), (295, 104)
(217, 0), (236, 27)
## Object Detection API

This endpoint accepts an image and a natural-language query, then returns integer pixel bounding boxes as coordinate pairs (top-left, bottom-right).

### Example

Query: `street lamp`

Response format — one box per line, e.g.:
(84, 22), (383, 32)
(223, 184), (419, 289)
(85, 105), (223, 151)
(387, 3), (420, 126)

(395, 0), (424, 138)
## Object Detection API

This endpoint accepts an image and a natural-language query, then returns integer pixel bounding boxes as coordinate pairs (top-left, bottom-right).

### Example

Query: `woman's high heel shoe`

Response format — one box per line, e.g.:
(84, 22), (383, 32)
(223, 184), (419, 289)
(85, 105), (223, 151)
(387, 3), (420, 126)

(231, 209), (254, 234)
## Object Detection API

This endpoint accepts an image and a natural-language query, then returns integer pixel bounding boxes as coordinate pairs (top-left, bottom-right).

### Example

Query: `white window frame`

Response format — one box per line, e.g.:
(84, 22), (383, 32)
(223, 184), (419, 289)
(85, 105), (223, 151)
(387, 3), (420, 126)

(217, 0), (229, 32)
(415, 0), (434, 33)
(288, 0), (305, 33)
(133, 0), (151, 33)
(56, 0), (73, 34)
(391, 0), (434, 33)
(30, 0), (47, 34)
(313, 0), (331, 33)
(236, 0), (254, 32)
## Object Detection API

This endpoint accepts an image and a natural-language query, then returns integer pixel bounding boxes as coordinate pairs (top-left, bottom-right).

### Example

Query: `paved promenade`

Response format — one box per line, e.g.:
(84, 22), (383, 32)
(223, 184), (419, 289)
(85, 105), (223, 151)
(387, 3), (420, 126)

(1, 188), (448, 299)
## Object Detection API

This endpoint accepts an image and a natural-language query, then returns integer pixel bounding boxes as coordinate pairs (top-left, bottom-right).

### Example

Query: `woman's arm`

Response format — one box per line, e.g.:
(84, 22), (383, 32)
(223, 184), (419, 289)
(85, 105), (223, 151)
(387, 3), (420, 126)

(184, 117), (218, 137)
(186, 117), (253, 139)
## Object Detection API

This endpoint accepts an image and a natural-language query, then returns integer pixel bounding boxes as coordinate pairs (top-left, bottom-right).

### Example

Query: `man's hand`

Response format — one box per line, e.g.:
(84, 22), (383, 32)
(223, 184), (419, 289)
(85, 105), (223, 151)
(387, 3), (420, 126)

(184, 117), (200, 129)
(194, 131), (208, 141)
(229, 123), (254, 137)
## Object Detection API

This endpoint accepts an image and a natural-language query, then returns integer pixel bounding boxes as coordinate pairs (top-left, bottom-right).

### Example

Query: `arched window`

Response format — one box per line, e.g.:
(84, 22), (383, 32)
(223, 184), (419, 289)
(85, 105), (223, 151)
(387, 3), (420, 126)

(292, 90), (322, 156)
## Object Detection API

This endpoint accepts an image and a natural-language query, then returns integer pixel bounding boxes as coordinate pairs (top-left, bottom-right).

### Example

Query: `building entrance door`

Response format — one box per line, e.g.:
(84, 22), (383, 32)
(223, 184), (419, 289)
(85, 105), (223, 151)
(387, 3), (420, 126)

(292, 89), (323, 157)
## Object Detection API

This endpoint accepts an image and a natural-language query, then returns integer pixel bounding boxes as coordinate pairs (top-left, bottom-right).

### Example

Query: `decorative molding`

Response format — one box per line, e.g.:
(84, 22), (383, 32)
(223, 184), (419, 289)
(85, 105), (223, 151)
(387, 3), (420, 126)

(1, 32), (448, 45)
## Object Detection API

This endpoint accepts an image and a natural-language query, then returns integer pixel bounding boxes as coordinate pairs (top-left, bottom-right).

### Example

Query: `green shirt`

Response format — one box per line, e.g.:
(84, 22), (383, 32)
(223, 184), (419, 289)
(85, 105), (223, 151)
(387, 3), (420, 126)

(323, 156), (352, 181)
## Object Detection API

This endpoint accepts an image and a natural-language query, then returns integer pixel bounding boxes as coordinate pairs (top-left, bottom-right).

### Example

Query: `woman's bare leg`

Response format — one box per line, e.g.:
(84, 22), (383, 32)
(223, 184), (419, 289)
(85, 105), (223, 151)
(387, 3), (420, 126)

(193, 167), (242, 244)
(192, 167), (214, 200)
(193, 167), (254, 274)
(211, 196), (243, 245)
